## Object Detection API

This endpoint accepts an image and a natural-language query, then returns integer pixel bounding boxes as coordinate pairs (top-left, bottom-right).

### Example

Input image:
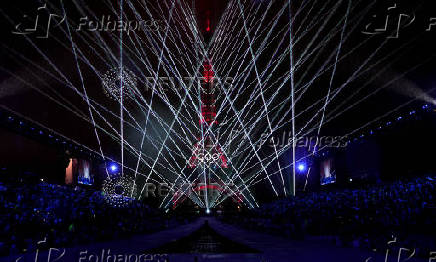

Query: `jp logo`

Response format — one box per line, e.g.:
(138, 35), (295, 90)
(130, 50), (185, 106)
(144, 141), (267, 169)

(15, 238), (66, 262)
(365, 236), (436, 261)
(362, 4), (415, 39)
(12, 4), (66, 39)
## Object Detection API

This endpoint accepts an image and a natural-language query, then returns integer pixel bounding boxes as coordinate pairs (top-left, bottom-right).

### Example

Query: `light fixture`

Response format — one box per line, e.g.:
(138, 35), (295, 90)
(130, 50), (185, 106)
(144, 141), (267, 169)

(109, 164), (119, 173)
(297, 163), (306, 172)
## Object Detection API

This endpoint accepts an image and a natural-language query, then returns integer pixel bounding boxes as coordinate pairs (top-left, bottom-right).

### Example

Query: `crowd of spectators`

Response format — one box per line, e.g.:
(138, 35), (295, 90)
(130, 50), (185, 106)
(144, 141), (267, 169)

(0, 181), (191, 256)
(221, 176), (436, 256)
(1, 174), (435, 257)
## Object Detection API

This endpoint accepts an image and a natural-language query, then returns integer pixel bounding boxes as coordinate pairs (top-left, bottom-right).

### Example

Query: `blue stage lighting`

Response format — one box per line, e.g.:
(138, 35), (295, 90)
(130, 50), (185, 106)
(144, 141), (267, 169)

(297, 163), (306, 172)
(109, 164), (119, 173)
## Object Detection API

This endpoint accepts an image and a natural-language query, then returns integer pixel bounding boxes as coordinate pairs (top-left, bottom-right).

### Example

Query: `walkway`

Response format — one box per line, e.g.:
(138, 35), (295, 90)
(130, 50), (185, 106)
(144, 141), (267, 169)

(2, 217), (428, 262)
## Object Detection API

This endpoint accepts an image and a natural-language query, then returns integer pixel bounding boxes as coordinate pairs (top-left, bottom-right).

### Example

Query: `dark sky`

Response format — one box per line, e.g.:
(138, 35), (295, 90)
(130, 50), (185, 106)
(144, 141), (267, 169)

(0, 0), (435, 194)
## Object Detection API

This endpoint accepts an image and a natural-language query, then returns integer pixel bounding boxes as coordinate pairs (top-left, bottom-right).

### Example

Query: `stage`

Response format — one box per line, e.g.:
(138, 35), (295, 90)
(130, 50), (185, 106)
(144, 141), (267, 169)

(2, 217), (427, 262)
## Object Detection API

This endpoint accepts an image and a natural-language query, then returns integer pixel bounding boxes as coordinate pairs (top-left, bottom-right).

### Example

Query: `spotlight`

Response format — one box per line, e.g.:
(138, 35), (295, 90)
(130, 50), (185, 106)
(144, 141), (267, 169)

(109, 164), (119, 173)
(206, 209), (211, 214)
(297, 163), (306, 172)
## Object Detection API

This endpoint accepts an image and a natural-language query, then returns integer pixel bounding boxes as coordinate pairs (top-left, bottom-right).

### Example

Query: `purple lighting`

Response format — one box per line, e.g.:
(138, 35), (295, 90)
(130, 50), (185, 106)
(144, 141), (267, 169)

(297, 163), (306, 172)
(109, 164), (119, 173)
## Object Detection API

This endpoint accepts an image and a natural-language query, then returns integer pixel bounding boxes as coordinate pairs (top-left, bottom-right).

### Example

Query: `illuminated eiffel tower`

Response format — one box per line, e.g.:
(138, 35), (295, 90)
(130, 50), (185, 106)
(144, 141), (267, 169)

(187, 59), (228, 169)
(173, 2), (232, 210)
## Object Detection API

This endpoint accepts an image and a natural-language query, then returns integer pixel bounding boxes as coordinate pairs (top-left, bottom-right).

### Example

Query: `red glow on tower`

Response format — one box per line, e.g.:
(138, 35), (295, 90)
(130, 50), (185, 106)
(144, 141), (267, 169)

(206, 19), (211, 32)
(188, 60), (228, 169)
(200, 61), (217, 125)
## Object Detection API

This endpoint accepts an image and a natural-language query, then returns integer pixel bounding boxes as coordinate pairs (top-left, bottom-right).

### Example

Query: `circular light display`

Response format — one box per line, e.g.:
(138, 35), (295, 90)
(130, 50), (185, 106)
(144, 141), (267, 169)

(102, 67), (138, 101)
(102, 176), (137, 207)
